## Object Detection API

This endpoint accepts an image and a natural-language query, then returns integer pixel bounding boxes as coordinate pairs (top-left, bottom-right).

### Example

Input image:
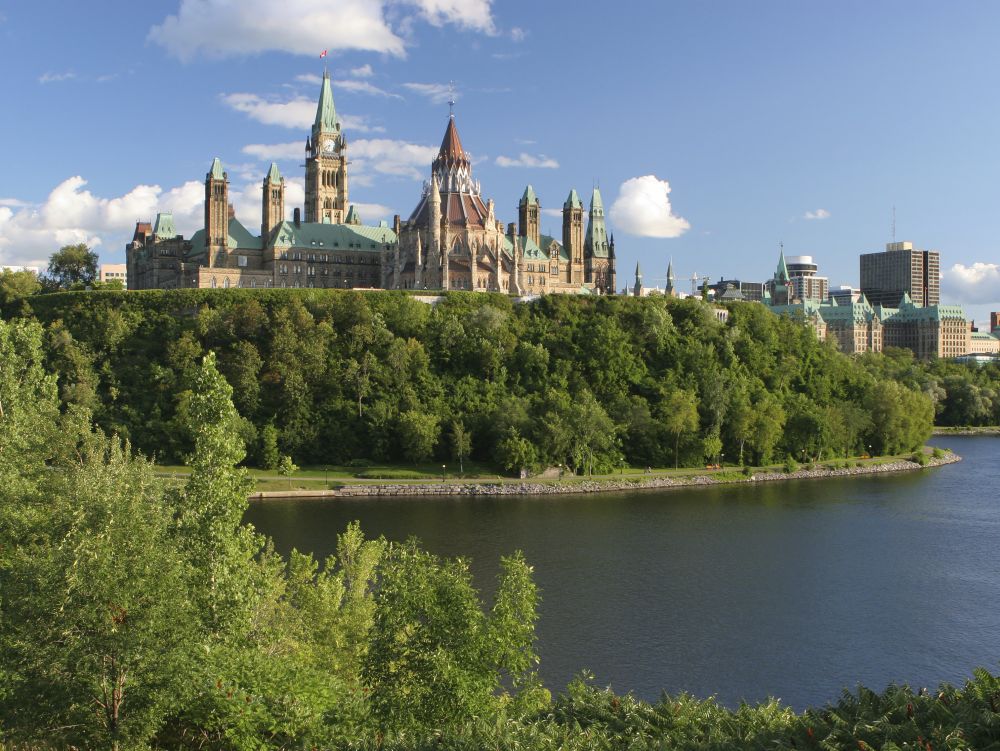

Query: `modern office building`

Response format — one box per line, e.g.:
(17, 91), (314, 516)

(785, 255), (829, 303)
(860, 241), (940, 308)
(829, 285), (860, 306)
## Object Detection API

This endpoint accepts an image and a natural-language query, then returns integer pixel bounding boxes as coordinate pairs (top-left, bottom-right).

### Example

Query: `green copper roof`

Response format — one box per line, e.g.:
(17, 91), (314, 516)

(209, 157), (224, 180)
(584, 188), (609, 258)
(345, 205), (361, 225)
(188, 217), (263, 256)
(590, 187), (604, 210)
(520, 185), (538, 206)
(266, 162), (281, 182)
(272, 220), (397, 250)
(153, 212), (176, 240)
(775, 247), (789, 282)
(521, 234), (569, 262)
(315, 70), (339, 131)
(564, 189), (582, 209)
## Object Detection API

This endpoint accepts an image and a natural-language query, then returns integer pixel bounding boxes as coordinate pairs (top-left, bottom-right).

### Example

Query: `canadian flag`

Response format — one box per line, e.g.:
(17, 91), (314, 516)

(319, 50), (328, 58)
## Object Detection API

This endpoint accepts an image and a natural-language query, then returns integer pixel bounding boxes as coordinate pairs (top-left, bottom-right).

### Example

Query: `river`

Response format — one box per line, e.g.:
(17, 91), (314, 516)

(245, 435), (1000, 709)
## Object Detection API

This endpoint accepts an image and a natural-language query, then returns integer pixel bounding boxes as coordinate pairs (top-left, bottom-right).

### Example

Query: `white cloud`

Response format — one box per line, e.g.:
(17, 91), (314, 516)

(149, 0), (495, 61)
(0, 198), (32, 208)
(221, 92), (385, 132)
(402, 82), (454, 104)
(408, 0), (495, 33)
(0, 177), (206, 268)
(241, 138), (436, 181)
(541, 208), (562, 218)
(609, 175), (690, 239)
(350, 63), (374, 78)
(334, 79), (401, 98)
(295, 73), (323, 86)
(38, 71), (76, 84)
(350, 139), (438, 179)
(804, 208), (831, 220)
(242, 142), (306, 161)
(942, 262), (1000, 305)
(347, 201), (395, 223)
(509, 26), (526, 42)
(495, 153), (559, 169)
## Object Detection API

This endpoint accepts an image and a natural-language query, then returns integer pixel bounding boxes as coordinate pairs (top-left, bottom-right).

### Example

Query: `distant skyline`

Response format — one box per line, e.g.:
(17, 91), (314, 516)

(0, 1), (997, 323)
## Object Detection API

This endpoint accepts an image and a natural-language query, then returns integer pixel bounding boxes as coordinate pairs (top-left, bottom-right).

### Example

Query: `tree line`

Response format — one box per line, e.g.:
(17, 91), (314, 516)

(0, 288), (937, 474)
(3, 315), (999, 749)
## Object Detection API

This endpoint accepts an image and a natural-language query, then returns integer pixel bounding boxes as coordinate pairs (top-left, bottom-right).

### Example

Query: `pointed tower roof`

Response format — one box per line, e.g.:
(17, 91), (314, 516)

(667, 258), (675, 284)
(590, 187), (604, 210)
(635, 261), (642, 280)
(153, 212), (176, 240)
(564, 189), (582, 209)
(584, 188), (609, 258)
(208, 157), (224, 179)
(266, 162), (282, 182)
(520, 185), (538, 206)
(775, 246), (789, 282)
(436, 116), (469, 166)
(345, 205), (361, 225)
(314, 69), (339, 130)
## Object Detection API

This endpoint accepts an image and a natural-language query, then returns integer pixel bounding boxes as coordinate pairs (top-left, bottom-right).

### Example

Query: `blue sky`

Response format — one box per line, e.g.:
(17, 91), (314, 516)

(1, 0), (998, 322)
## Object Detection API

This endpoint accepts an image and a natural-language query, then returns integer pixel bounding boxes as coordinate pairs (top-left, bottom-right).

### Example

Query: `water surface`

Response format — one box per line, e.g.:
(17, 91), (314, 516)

(246, 436), (1000, 708)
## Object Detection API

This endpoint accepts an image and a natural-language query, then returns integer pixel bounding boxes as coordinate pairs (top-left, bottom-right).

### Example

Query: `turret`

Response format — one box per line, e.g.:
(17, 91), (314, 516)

(205, 157), (228, 268)
(519, 185), (540, 248)
(305, 70), (348, 224)
(563, 189), (584, 284)
(261, 162), (285, 241)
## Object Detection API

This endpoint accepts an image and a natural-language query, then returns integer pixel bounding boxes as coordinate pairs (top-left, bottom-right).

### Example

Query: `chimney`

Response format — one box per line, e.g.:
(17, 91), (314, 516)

(293, 208), (301, 227)
(227, 203), (235, 220)
(393, 214), (401, 235)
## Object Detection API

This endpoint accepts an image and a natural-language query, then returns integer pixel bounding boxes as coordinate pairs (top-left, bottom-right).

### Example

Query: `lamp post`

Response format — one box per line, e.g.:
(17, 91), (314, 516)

(441, 464), (446, 482)
(720, 452), (725, 469)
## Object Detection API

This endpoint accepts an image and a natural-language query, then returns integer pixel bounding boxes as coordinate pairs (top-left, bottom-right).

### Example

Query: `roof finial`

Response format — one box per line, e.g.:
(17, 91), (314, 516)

(448, 81), (456, 118)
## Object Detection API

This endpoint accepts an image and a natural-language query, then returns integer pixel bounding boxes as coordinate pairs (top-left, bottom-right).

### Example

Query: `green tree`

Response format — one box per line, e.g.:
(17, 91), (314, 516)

(497, 428), (539, 475)
(0, 442), (195, 751)
(259, 421), (280, 469)
(748, 392), (786, 465)
(450, 418), (472, 473)
(0, 267), (40, 306)
(398, 409), (440, 463)
(661, 389), (699, 469)
(43, 243), (99, 290)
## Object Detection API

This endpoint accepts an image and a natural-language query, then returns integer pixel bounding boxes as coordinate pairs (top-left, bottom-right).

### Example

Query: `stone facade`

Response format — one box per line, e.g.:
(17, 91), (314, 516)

(389, 116), (615, 295)
(128, 73), (617, 297)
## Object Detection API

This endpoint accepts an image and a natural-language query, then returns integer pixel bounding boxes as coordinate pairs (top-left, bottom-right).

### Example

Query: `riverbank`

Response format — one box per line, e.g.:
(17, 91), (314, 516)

(250, 452), (961, 500)
(932, 426), (1000, 435)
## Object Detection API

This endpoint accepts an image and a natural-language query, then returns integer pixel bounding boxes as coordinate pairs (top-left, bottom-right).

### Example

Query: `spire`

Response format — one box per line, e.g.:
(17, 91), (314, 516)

(775, 243), (789, 282)
(208, 157), (224, 179)
(266, 162), (281, 182)
(590, 187), (604, 211)
(314, 69), (339, 131)
(436, 116), (469, 166)
(635, 261), (642, 281)
(520, 184), (538, 206)
(345, 205), (361, 225)
(564, 189), (582, 209)
(667, 257), (675, 284)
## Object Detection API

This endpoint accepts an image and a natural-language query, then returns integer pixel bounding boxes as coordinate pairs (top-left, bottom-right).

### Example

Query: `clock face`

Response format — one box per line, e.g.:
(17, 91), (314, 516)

(323, 139), (336, 154)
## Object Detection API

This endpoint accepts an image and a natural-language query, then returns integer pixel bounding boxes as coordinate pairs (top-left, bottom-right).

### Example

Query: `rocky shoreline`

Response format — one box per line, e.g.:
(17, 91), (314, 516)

(932, 427), (1000, 436)
(250, 453), (961, 501)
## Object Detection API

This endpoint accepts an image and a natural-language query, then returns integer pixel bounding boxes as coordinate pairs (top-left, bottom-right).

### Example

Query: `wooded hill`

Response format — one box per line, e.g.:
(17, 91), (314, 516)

(4, 289), (938, 472)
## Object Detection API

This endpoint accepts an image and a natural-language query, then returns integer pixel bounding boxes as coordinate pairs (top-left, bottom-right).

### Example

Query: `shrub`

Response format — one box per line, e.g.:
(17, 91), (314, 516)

(932, 447), (944, 459)
(742, 465), (753, 477)
(910, 452), (928, 466)
(783, 457), (799, 474)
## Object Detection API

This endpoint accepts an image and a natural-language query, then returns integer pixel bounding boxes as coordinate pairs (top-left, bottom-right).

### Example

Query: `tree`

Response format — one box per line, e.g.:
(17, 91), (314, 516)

(44, 243), (99, 290)
(278, 453), (298, 488)
(398, 409), (440, 463)
(0, 268), (40, 306)
(661, 389), (699, 469)
(497, 428), (538, 475)
(363, 541), (539, 734)
(0, 442), (196, 751)
(450, 419), (472, 473)
(259, 421), (280, 469)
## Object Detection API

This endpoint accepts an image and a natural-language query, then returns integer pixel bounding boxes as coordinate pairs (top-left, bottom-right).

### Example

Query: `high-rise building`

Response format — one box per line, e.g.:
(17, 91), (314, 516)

(785, 255), (829, 303)
(99, 263), (128, 288)
(859, 241), (940, 308)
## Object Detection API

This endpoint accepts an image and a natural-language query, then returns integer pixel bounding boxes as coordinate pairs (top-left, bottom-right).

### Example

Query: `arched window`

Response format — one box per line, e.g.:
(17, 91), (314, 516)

(223, 278), (230, 289)
(211, 278), (217, 289)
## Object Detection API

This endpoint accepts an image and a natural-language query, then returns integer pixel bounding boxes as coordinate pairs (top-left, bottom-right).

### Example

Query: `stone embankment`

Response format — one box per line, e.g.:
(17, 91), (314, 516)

(250, 453), (961, 501)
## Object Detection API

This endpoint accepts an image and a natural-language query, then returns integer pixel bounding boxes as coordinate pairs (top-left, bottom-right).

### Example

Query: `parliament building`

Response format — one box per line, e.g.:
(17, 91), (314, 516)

(127, 73), (616, 295)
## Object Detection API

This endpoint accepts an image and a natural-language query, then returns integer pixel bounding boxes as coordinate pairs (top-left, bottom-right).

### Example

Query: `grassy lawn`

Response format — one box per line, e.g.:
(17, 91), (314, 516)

(153, 451), (931, 493)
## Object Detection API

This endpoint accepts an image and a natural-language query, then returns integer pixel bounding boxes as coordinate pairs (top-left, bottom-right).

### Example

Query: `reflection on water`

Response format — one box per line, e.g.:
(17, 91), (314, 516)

(246, 437), (1000, 709)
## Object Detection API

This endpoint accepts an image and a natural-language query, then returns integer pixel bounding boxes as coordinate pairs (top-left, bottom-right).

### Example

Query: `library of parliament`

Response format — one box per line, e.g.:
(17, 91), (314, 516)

(127, 72), (617, 295)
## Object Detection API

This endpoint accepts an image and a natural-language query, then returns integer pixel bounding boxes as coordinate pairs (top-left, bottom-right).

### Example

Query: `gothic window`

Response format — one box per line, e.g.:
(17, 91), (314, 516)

(223, 278), (230, 289)
(211, 278), (217, 289)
